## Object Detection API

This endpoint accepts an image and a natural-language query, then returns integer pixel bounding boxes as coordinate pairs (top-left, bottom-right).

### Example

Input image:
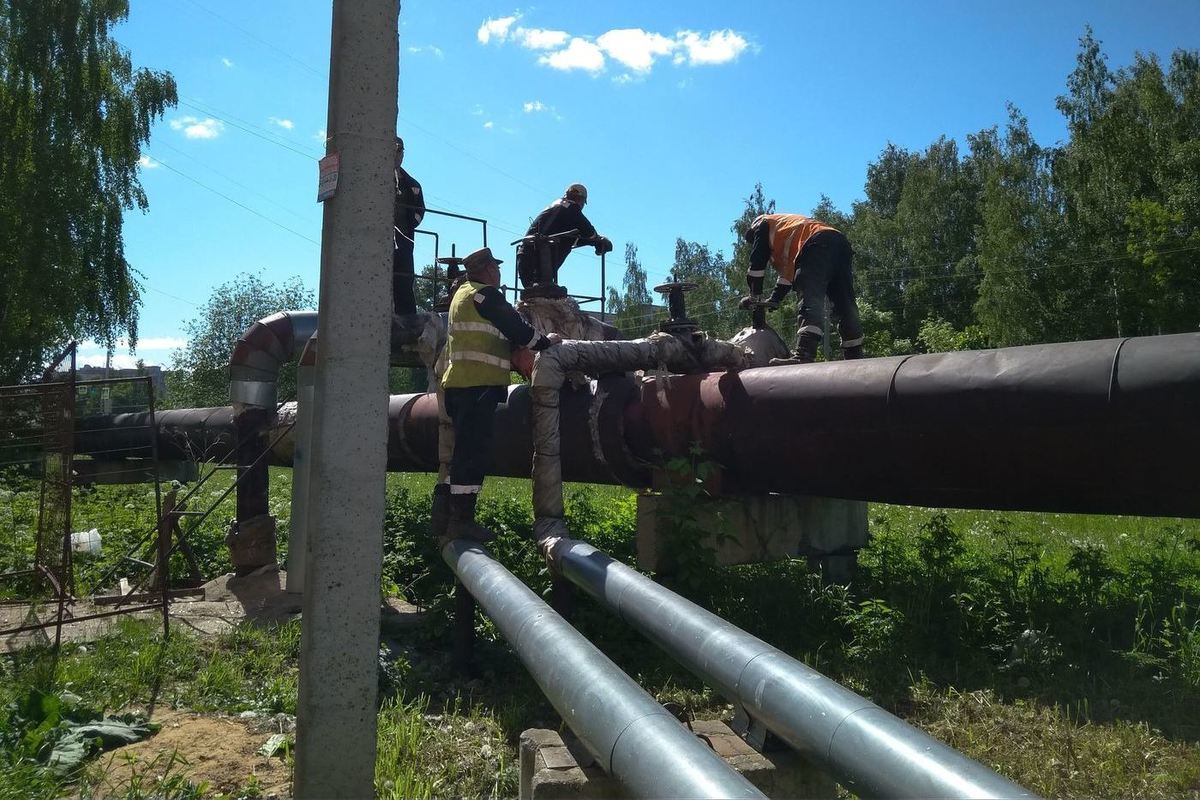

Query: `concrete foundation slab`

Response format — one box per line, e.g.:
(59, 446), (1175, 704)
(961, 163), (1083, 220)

(636, 493), (868, 572)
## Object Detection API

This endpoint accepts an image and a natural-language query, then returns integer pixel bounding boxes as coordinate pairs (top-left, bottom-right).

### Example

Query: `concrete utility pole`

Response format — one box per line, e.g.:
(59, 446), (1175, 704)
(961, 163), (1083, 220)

(293, 1), (398, 797)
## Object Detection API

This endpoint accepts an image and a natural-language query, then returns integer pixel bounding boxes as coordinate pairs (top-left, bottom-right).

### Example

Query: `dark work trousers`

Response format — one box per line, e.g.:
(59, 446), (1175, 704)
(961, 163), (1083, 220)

(516, 242), (572, 288)
(793, 230), (864, 346)
(444, 385), (507, 493)
(393, 241), (416, 315)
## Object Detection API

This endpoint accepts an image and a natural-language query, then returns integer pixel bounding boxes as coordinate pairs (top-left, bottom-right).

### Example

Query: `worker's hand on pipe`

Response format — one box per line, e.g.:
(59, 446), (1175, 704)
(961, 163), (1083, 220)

(546, 333), (563, 345)
(593, 236), (613, 255)
(737, 294), (761, 311)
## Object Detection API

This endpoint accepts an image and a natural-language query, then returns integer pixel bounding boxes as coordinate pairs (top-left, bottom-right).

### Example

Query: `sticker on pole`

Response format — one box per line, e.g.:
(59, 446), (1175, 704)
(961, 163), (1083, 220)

(317, 153), (340, 202)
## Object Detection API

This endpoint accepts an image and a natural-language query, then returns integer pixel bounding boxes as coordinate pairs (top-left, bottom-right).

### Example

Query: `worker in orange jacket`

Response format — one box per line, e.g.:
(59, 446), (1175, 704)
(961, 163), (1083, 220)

(740, 213), (865, 363)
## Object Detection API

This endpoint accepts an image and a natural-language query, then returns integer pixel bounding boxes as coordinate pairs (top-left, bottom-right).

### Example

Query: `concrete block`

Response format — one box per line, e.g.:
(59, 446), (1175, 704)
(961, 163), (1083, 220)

(636, 492), (868, 572)
(520, 722), (837, 800)
(224, 514), (277, 574)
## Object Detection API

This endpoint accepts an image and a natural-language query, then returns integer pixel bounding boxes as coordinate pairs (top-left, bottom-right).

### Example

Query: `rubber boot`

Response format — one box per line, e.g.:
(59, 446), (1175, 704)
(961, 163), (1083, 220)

(843, 344), (865, 360)
(431, 484), (450, 540)
(444, 493), (495, 545)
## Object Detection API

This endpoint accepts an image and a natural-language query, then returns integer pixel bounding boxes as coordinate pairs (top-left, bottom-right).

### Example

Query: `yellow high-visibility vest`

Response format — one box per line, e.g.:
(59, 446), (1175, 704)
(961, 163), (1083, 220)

(441, 281), (512, 388)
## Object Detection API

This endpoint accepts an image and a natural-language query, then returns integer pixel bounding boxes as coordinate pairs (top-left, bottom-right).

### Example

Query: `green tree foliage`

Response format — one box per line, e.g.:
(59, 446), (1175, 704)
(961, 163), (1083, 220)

(835, 28), (1200, 351)
(605, 243), (658, 337)
(167, 275), (314, 408)
(0, 0), (177, 383)
(671, 238), (732, 333)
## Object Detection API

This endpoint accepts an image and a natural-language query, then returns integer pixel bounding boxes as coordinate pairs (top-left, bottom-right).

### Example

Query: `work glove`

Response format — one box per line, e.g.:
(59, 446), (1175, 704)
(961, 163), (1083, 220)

(593, 236), (614, 255)
(546, 332), (563, 345)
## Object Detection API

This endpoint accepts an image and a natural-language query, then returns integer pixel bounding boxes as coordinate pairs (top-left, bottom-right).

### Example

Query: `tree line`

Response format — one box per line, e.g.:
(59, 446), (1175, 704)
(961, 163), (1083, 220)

(607, 29), (1200, 355)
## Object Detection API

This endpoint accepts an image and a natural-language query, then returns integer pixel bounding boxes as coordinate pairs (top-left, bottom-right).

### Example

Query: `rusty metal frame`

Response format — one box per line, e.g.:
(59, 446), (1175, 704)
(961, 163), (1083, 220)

(0, 357), (176, 648)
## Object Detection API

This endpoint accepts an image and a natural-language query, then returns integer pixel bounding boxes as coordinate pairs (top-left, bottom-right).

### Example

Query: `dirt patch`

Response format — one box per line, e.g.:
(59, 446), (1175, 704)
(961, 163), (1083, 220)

(86, 709), (292, 798)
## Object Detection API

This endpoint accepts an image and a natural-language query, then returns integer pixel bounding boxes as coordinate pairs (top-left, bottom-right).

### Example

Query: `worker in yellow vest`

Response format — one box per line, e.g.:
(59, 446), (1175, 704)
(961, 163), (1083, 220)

(435, 246), (560, 542)
(739, 213), (865, 363)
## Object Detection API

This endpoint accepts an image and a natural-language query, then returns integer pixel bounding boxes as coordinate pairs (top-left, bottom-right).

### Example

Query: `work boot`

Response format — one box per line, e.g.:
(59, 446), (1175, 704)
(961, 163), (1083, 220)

(431, 484), (450, 539)
(444, 493), (495, 545)
(769, 333), (821, 366)
(843, 344), (865, 360)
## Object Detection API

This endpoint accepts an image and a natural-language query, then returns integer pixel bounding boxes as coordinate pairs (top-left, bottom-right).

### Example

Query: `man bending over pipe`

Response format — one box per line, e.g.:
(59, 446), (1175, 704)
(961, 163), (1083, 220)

(436, 247), (561, 542)
(739, 213), (865, 363)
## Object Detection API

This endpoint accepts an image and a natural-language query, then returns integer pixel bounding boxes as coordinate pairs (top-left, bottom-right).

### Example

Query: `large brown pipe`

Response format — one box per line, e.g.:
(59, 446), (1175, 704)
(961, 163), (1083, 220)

(76, 333), (1200, 518)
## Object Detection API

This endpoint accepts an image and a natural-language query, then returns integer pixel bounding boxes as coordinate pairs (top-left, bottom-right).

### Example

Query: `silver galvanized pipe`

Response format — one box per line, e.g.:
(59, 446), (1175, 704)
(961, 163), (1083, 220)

(551, 539), (1037, 800)
(442, 540), (766, 800)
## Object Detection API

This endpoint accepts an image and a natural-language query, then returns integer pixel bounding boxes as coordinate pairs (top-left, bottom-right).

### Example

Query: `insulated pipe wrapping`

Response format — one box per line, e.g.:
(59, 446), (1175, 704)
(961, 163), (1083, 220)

(441, 540), (766, 800)
(228, 310), (318, 409)
(79, 333), (1200, 517)
(530, 335), (745, 538)
(552, 539), (1036, 800)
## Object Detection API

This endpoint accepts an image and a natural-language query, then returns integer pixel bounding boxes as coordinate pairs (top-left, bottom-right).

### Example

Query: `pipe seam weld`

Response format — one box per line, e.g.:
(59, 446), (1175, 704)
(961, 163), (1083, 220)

(607, 710), (673, 774)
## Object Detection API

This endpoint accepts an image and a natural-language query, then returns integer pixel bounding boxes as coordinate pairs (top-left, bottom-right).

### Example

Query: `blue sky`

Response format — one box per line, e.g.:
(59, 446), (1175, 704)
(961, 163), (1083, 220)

(88, 0), (1200, 368)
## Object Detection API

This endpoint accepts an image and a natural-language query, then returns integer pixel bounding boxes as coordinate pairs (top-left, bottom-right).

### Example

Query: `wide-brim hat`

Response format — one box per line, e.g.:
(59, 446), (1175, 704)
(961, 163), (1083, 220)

(463, 246), (504, 275)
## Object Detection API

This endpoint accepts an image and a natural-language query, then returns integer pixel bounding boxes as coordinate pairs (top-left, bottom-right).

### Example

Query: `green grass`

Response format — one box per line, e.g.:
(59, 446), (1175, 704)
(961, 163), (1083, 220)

(3, 471), (1200, 797)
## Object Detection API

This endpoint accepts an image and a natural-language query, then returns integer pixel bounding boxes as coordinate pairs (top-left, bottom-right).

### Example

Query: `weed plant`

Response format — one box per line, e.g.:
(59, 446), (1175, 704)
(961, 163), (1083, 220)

(3, 470), (1199, 797)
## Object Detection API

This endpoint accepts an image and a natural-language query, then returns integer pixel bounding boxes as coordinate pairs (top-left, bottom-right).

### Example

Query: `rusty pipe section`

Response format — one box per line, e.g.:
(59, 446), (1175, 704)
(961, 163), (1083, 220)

(78, 333), (1200, 518)
(229, 311), (319, 409)
(530, 334), (747, 539)
(227, 310), (446, 409)
(622, 332), (1200, 516)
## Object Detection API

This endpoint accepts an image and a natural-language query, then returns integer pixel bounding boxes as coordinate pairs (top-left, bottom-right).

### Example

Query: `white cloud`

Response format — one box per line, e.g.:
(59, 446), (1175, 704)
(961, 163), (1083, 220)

(407, 45), (444, 58)
(674, 30), (750, 65)
(538, 37), (605, 73)
(169, 116), (224, 140)
(523, 100), (546, 113)
(513, 27), (569, 50)
(269, 116), (295, 130)
(477, 14), (519, 44)
(597, 28), (674, 72)
(138, 155), (160, 169)
(221, 57), (234, 68)
(471, 105), (485, 116)
(476, 16), (756, 79)
(483, 120), (494, 129)
(313, 128), (327, 142)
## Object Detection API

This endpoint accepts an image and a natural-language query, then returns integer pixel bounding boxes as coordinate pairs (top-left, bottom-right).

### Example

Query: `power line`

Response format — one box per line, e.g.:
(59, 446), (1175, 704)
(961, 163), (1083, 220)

(153, 139), (316, 226)
(143, 284), (200, 308)
(176, 0), (327, 80)
(144, 151), (321, 247)
(178, 97), (321, 161)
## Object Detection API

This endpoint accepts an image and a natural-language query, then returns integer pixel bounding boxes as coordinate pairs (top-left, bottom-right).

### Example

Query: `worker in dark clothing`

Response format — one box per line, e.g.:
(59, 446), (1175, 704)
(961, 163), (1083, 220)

(435, 246), (560, 542)
(739, 213), (865, 363)
(393, 136), (425, 315)
(516, 183), (612, 290)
